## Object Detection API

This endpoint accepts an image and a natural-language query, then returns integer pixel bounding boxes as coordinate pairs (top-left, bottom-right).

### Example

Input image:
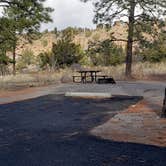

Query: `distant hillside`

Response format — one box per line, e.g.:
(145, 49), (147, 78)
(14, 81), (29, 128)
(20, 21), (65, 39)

(16, 33), (57, 57)
(16, 21), (128, 57)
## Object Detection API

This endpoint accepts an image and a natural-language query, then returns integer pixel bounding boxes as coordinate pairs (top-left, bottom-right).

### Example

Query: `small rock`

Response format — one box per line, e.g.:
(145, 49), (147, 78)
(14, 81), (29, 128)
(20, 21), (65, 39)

(60, 75), (72, 83)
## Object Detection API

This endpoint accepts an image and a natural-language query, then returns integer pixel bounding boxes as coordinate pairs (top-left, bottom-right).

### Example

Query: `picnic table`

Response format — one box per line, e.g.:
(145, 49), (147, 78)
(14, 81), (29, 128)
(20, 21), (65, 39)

(73, 70), (100, 83)
(73, 70), (109, 83)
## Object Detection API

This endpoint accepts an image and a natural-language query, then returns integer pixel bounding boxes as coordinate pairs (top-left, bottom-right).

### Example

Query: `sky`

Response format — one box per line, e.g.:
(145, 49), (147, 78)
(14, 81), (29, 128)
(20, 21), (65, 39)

(41, 0), (96, 31)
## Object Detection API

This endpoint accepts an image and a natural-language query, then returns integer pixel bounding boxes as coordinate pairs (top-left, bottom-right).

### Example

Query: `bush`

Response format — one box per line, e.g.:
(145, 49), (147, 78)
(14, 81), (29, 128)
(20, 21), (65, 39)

(17, 49), (35, 70)
(141, 46), (166, 63)
(140, 30), (166, 63)
(37, 52), (52, 70)
(51, 36), (83, 68)
(52, 41), (83, 68)
(87, 39), (125, 66)
(0, 53), (10, 75)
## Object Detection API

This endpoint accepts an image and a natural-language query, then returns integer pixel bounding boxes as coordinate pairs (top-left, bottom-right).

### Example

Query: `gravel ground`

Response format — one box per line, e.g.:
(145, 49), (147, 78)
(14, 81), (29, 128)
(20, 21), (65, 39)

(0, 81), (165, 104)
(0, 81), (165, 166)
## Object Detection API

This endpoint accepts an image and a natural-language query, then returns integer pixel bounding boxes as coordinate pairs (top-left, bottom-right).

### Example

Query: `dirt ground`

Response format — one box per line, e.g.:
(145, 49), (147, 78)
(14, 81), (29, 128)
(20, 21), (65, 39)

(0, 88), (38, 98)
(0, 84), (59, 104)
(91, 99), (166, 147)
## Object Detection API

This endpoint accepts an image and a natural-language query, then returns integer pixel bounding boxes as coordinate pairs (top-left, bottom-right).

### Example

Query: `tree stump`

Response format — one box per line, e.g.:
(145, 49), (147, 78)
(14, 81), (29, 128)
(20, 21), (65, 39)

(161, 88), (166, 118)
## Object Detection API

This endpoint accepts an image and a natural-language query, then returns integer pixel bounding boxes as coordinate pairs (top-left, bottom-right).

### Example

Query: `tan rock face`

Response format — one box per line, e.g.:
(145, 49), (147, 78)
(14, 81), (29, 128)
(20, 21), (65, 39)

(14, 22), (128, 59)
(16, 33), (56, 56)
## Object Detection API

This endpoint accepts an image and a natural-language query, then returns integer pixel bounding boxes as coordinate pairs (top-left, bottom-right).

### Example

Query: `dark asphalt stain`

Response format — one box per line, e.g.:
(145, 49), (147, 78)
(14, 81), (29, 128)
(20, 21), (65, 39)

(0, 95), (165, 166)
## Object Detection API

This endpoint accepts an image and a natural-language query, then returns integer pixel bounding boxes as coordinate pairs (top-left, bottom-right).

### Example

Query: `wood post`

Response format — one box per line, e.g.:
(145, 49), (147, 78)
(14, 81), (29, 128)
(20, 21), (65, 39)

(161, 88), (166, 118)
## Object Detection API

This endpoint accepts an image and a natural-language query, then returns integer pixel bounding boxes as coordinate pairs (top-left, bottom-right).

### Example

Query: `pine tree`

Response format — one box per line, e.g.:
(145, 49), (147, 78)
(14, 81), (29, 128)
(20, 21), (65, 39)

(0, 0), (53, 75)
(81, 0), (166, 78)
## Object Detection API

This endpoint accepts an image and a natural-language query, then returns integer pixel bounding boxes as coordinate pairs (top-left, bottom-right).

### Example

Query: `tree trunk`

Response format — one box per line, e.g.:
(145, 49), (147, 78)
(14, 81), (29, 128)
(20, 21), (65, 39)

(125, 0), (136, 78)
(12, 45), (16, 75)
(161, 88), (166, 118)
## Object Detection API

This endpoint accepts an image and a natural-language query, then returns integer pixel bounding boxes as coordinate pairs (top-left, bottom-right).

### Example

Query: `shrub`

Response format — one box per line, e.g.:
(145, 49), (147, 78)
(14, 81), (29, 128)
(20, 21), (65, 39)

(51, 30), (84, 68)
(87, 39), (125, 66)
(37, 52), (52, 70)
(52, 40), (83, 68)
(141, 46), (166, 63)
(140, 30), (166, 63)
(17, 49), (35, 70)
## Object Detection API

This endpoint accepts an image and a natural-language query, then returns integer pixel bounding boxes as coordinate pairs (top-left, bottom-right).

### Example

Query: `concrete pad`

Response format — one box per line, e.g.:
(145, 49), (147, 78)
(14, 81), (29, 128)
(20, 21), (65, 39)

(65, 92), (112, 98)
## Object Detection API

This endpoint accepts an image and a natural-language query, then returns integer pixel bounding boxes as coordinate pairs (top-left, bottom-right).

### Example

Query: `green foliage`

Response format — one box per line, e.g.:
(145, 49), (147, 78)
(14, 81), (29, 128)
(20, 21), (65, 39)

(38, 27), (86, 69)
(0, 0), (53, 74)
(26, 32), (42, 41)
(140, 34), (166, 63)
(82, 0), (166, 26)
(79, 55), (91, 66)
(0, 50), (10, 75)
(17, 49), (35, 70)
(97, 24), (104, 29)
(52, 38), (83, 68)
(105, 24), (111, 31)
(81, 0), (166, 77)
(0, 17), (16, 50)
(3, 0), (54, 35)
(54, 27), (58, 35)
(37, 52), (52, 69)
(60, 27), (79, 41)
(0, 52), (11, 65)
(88, 39), (125, 66)
(141, 47), (166, 63)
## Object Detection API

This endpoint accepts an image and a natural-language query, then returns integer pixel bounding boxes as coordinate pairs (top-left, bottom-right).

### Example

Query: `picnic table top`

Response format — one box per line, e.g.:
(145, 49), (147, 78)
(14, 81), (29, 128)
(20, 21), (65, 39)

(76, 70), (101, 73)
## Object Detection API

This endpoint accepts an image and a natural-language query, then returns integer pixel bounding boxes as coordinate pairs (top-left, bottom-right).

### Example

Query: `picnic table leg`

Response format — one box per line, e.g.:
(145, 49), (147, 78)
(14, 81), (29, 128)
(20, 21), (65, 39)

(90, 72), (94, 83)
(94, 72), (97, 82)
(81, 73), (84, 83)
(84, 72), (87, 83)
(81, 72), (86, 83)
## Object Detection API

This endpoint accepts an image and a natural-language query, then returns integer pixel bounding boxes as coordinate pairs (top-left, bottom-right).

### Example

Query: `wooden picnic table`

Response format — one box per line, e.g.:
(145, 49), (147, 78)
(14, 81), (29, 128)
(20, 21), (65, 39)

(73, 69), (116, 84)
(73, 70), (101, 83)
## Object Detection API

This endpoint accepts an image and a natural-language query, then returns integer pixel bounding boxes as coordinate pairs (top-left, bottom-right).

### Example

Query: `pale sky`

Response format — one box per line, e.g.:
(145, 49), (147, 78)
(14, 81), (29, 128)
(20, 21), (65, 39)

(41, 0), (96, 31)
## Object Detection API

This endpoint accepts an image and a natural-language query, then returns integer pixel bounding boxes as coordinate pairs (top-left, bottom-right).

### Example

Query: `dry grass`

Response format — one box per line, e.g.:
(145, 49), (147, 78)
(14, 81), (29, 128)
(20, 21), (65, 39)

(132, 62), (166, 79)
(88, 62), (166, 80)
(0, 62), (165, 90)
(0, 68), (73, 90)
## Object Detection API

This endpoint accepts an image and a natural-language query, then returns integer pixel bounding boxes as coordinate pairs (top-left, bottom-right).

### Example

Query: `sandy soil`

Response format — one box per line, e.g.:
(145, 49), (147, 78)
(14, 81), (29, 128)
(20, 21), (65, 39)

(91, 99), (166, 147)
(0, 84), (59, 104)
(0, 88), (38, 98)
(0, 87), (42, 104)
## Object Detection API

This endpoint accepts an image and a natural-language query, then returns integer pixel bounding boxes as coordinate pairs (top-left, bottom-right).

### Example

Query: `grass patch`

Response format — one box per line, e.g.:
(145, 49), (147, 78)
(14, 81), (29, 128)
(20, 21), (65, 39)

(91, 62), (166, 80)
(0, 62), (166, 90)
